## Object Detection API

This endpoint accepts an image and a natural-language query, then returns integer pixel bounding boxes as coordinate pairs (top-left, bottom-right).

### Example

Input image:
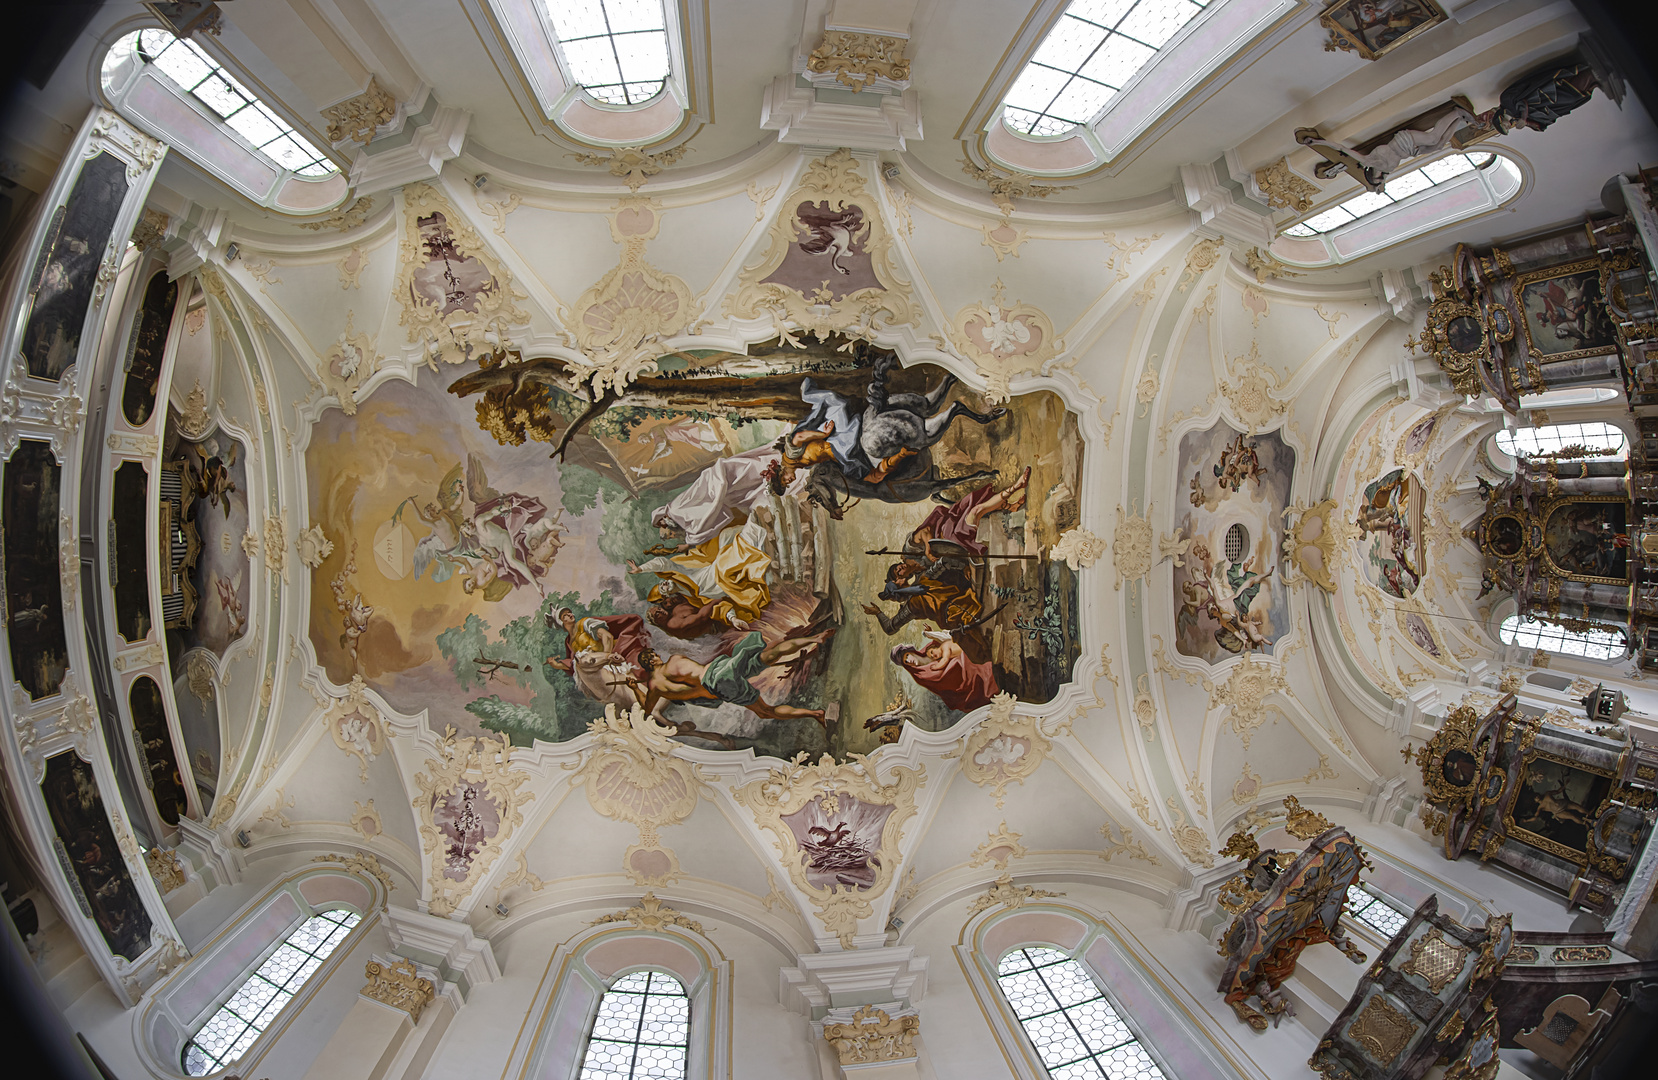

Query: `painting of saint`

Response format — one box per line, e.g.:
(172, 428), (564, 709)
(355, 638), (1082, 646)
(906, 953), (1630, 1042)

(1518, 264), (1616, 360)
(1173, 422), (1294, 663)
(4, 440), (70, 700)
(21, 153), (130, 380)
(1357, 469), (1423, 598)
(1401, 612), (1440, 657)
(1511, 759), (1612, 857)
(1398, 413), (1437, 459)
(1544, 502), (1628, 580)
(41, 752), (152, 961)
(306, 340), (1082, 758)
(1320, 0), (1445, 61)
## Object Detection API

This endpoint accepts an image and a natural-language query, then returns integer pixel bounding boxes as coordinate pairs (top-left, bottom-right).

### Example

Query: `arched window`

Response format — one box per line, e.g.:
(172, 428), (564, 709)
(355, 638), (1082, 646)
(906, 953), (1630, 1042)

(1003, 0), (1213, 137)
(1501, 615), (1627, 662)
(579, 969), (690, 1079)
(548, 0), (672, 106)
(997, 946), (1166, 1080)
(181, 908), (361, 1076)
(1496, 422), (1627, 460)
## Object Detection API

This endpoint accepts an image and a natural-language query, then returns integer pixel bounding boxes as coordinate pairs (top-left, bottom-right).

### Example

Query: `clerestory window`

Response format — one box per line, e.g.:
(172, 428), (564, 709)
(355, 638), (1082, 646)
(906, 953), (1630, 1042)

(1501, 615), (1627, 662)
(1345, 884), (1408, 939)
(996, 946), (1166, 1080)
(1003, 0), (1214, 137)
(1283, 152), (1497, 236)
(1496, 422), (1627, 461)
(182, 908), (361, 1075)
(111, 29), (335, 176)
(546, 0), (672, 106)
(579, 968), (690, 1079)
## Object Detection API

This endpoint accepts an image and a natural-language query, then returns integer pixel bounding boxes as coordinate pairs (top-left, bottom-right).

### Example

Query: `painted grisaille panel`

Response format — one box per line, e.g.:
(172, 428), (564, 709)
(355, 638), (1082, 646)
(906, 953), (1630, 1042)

(41, 751), (153, 961)
(4, 439), (70, 700)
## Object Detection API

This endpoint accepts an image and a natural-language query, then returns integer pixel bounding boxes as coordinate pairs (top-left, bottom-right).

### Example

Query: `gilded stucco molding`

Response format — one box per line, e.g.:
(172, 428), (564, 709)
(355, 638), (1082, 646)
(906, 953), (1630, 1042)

(1104, 231), (1161, 283)
(1253, 158), (1320, 212)
(312, 851), (395, 909)
(733, 751), (922, 948)
(947, 694), (1069, 809)
(394, 184), (529, 367)
(968, 823), (1027, 869)
(413, 728), (532, 917)
(361, 958), (436, 1022)
(944, 279), (1062, 404)
(591, 892), (706, 935)
(569, 145), (693, 191)
(1210, 654), (1291, 750)
(959, 159), (1076, 216)
(299, 196), (374, 233)
(822, 1006), (919, 1065)
(1220, 342), (1289, 434)
(1178, 237), (1225, 291)
(965, 872), (1063, 916)
(322, 77), (398, 145)
(570, 705), (712, 887)
(725, 149), (917, 347)
(806, 31), (911, 93)
(1281, 499), (1342, 592)
(145, 846), (187, 893)
(1099, 820), (1158, 864)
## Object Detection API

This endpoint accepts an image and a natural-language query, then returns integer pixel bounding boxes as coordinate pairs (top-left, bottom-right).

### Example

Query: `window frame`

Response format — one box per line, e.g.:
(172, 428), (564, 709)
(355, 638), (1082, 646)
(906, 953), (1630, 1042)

(1343, 883), (1409, 943)
(1266, 148), (1527, 269)
(578, 966), (693, 1080)
(1500, 614), (1629, 662)
(995, 944), (1169, 1079)
(97, 20), (350, 216)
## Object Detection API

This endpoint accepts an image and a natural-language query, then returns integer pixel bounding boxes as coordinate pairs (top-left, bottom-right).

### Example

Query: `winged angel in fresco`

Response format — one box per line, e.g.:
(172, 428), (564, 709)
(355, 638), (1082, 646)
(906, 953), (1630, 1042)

(392, 455), (566, 601)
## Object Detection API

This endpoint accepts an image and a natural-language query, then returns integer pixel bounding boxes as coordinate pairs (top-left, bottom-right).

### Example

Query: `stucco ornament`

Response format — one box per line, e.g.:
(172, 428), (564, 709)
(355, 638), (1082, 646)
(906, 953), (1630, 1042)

(145, 846), (187, 893)
(727, 149), (917, 348)
(965, 872), (1064, 916)
(318, 311), (378, 415)
(1281, 499), (1341, 592)
(968, 822), (1027, 869)
(823, 1006), (920, 1065)
(1112, 502), (1154, 590)
(570, 704), (712, 888)
(361, 959), (436, 1023)
(1132, 673), (1158, 741)
(569, 144), (693, 191)
(807, 31), (910, 92)
(394, 183), (530, 368)
(313, 851), (395, 909)
(1210, 654), (1292, 749)
(590, 892), (706, 935)
(321, 76), (397, 145)
(296, 524), (334, 570)
(948, 693), (1069, 808)
(1253, 157), (1320, 212)
(562, 197), (700, 394)
(1165, 799), (1215, 867)
(945, 279), (1063, 404)
(1051, 526), (1105, 570)
(178, 379), (212, 439)
(960, 159), (1076, 215)
(413, 727), (533, 917)
(1179, 236), (1225, 291)
(1220, 342), (1289, 434)
(733, 750), (922, 948)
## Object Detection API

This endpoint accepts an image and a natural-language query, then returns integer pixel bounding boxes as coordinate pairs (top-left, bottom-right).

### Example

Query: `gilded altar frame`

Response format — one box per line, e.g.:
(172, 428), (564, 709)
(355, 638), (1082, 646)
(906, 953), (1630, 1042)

(1537, 494), (1631, 587)
(1512, 257), (1618, 366)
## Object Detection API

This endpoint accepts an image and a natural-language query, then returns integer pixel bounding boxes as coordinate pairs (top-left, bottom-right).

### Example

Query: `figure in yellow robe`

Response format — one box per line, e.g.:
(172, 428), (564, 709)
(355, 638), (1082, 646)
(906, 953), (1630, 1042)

(627, 518), (772, 630)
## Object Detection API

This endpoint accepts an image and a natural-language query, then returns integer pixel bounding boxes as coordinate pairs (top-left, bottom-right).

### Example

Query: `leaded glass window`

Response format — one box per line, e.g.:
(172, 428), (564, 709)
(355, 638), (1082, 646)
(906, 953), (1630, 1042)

(1501, 615), (1627, 661)
(182, 908), (361, 1075)
(996, 947), (1166, 1080)
(1345, 884), (1408, 939)
(1496, 422), (1627, 461)
(116, 29), (336, 176)
(546, 0), (672, 106)
(1281, 153), (1496, 236)
(580, 969), (690, 1080)
(1002, 0), (1214, 137)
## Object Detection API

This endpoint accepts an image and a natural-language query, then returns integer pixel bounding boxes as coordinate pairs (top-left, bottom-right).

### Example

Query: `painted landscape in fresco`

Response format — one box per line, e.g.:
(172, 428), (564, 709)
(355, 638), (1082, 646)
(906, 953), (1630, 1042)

(1174, 421), (1294, 663)
(22, 152), (129, 381)
(42, 751), (152, 961)
(307, 343), (1083, 758)
(1357, 468), (1423, 598)
(4, 439), (70, 700)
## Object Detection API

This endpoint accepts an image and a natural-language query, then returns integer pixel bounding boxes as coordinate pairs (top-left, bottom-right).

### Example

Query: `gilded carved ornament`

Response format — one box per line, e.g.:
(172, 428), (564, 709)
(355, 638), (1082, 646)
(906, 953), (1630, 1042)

(806, 31), (911, 92)
(944, 279), (1063, 404)
(1253, 158), (1320, 212)
(947, 693), (1069, 808)
(591, 892), (706, 935)
(569, 705), (712, 887)
(1243, 246), (1306, 284)
(732, 750), (922, 948)
(823, 1006), (920, 1065)
(322, 77), (398, 145)
(1280, 499), (1342, 592)
(299, 196), (374, 233)
(965, 873), (1063, 916)
(561, 197), (700, 395)
(393, 184), (529, 368)
(725, 149), (917, 348)
(361, 958), (436, 1022)
(145, 846), (187, 893)
(1112, 503), (1153, 590)
(569, 145), (693, 192)
(1210, 654), (1291, 750)
(1220, 342), (1290, 435)
(959, 158), (1076, 217)
(413, 727), (532, 917)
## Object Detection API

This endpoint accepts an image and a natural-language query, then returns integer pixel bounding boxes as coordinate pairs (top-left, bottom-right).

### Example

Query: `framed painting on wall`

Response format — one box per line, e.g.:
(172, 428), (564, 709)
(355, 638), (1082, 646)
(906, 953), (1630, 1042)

(1515, 258), (1618, 363)
(1506, 754), (1614, 866)
(1320, 0), (1446, 61)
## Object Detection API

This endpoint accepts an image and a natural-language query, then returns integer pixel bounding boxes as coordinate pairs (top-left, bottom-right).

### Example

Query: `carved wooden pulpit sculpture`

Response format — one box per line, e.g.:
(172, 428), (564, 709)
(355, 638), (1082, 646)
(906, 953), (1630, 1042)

(1215, 797), (1369, 1030)
(1309, 896), (1512, 1080)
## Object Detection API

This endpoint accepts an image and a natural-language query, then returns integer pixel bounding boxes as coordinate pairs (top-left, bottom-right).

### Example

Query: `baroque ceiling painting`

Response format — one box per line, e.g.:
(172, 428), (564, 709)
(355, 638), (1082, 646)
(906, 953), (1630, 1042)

(8, 2), (1658, 1077)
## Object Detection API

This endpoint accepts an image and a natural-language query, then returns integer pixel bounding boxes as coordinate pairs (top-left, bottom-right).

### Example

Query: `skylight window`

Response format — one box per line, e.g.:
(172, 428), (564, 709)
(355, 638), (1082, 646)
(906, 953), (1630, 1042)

(546, 0), (671, 106)
(124, 29), (336, 176)
(1495, 422), (1627, 460)
(1501, 615), (1627, 661)
(1003, 0), (1213, 137)
(1283, 153), (1494, 236)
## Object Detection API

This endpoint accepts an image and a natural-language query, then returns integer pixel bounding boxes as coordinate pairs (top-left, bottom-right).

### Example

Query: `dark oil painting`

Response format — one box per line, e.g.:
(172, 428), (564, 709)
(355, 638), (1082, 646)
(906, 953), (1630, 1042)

(122, 270), (178, 425)
(42, 751), (153, 961)
(129, 675), (188, 826)
(22, 152), (129, 381)
(1544, 501), (1627, 580)
(112, 461), (152, 643)
(4, 440), (70, 700)
(1511, 757), (1613, 858)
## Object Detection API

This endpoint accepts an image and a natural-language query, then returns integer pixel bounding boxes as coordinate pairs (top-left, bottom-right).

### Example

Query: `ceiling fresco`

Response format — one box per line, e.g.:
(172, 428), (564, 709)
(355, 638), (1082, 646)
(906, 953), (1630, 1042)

(306, 341), (1083, 759)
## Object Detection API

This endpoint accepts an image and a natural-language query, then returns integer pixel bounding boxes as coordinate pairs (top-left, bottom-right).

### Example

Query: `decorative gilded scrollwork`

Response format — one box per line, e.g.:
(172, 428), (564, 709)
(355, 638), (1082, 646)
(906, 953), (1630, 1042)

(1349, 995), (1416, 1064)
(590, 892), (706, 935)
(1210, 655), (1291, 750)
(822, 1005), (919, 1065)
(806, 31), (910, 92)
(733, 750), (922, 947)
(1254, 158), (1320, 212)
(412, 727), (532, 917)
(1220, 342), (1289, 434)
(569, 145), (693, 191)
(965, 872), (1063, 916)
(322, 77), (398, 145)
(361, 958), (436, 1022)
(1402, 928), (1469, 993)
(1281, 499), (1341, 592)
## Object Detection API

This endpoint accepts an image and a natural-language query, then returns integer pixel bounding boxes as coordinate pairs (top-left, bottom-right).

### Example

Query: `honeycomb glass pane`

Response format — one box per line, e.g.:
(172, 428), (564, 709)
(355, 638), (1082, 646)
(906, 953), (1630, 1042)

(579, 969), (690, 1078)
